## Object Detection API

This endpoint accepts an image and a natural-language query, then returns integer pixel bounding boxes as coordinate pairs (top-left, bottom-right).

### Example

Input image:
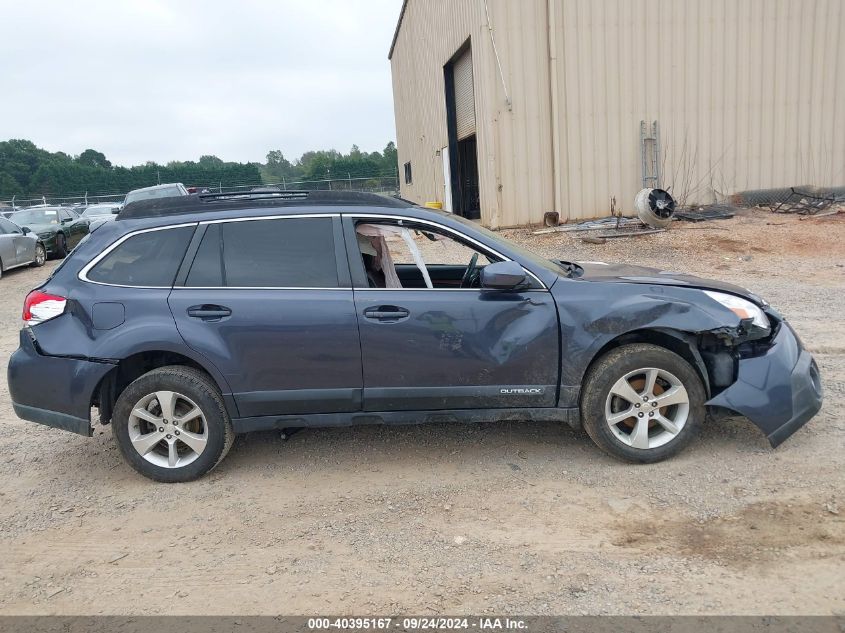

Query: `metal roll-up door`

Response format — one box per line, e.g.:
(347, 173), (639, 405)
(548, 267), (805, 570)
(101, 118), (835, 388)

(453, 48), (476, 140)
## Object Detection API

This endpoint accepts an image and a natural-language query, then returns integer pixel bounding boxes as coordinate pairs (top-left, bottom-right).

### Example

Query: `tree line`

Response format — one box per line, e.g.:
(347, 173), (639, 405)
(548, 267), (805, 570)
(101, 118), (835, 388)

(0, 139), (399, 200)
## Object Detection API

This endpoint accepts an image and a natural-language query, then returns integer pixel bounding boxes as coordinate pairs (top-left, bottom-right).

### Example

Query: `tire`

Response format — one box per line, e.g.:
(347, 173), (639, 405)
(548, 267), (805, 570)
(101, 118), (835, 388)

(55, 233), (68, 258)
(581, 343), (705, 463)
(30, 243), (46, 267)
(111, 365), (234, 482)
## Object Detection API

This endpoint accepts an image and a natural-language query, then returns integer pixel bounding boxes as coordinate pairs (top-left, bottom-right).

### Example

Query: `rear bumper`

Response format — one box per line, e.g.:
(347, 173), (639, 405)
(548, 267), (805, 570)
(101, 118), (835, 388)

(706, 321), (822, 447)
(7, 329), (115, 437)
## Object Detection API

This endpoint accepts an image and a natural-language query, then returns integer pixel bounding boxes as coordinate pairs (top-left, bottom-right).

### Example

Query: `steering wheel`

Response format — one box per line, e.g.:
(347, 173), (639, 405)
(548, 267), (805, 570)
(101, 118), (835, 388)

(460, 252), (480, 288)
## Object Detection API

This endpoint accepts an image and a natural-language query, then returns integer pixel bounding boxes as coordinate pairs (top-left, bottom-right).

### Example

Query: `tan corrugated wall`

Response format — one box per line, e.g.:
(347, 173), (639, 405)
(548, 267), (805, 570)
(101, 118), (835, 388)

(390, 0), (554, 228)
(553, 0), (845, 218)
(390, 0), (845, 226)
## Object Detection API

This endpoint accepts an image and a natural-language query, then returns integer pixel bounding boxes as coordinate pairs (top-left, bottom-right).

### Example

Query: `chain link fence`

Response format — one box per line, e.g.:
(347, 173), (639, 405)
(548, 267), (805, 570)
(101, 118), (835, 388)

(0, 174), (400, 211)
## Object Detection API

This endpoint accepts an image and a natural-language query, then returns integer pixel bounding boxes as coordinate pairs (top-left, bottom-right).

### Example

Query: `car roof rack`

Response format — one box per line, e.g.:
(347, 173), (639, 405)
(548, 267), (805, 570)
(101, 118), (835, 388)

(117, 190), (415, 220)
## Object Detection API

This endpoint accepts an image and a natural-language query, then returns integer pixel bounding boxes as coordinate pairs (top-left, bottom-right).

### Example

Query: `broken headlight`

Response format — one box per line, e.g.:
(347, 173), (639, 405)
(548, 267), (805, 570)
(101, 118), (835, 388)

(704, 291), (770, 330)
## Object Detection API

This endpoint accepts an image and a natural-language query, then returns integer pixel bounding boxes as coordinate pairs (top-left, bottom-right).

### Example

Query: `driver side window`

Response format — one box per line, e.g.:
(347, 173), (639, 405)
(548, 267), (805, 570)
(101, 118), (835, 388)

(354, 220), (498, 290)
(0, 218), (20, 234)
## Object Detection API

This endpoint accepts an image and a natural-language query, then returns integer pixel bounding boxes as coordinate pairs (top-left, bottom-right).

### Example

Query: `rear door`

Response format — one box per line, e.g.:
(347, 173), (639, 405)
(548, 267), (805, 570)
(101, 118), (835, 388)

(169, 214), (363, 419)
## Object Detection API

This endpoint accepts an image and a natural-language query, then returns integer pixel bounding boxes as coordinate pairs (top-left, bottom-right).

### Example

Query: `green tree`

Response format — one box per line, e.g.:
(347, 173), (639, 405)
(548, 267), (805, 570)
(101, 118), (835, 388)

(0, 138), (395, 199)
(383, 141), (398, 173)
(76, 149), (111, 169)
(0, 173), (23, 197)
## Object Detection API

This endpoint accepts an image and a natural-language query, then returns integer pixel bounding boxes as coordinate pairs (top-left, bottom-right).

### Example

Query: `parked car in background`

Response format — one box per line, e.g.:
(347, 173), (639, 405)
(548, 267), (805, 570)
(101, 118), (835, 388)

(123, 183), (188, 207)
(6, 191), (822, 482)
(8, 206), (89, 258)
(82, 203), (122, 231)
(0, 216), (46, 278)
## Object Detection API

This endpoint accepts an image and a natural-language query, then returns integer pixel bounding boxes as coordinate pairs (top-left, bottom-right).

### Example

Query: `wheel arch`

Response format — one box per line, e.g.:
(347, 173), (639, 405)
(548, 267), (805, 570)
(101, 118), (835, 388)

(91, 349), (236, 425)
(581, 328), (712, 402)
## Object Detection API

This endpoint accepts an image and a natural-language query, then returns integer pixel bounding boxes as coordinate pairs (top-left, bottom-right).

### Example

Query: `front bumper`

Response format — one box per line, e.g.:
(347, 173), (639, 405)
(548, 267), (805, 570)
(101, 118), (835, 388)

(7, 330), (115, 436)
(706, 320), (822, 446)
(37, 233), (58, 254)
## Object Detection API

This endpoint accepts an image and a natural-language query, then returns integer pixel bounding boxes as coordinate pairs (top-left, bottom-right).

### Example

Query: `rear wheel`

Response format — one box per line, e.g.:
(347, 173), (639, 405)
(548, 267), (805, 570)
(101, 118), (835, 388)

(581, 343), (705, 463)
(55, 233), (68, 258)
(31, 243), (46, 267)
(111, 366), (234, 482)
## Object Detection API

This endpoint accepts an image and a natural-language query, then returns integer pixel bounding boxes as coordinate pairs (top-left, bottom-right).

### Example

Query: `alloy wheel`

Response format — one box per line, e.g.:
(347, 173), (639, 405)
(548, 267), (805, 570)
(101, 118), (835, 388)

(604, 367), (690, 450)
(128, 390), (208, 468)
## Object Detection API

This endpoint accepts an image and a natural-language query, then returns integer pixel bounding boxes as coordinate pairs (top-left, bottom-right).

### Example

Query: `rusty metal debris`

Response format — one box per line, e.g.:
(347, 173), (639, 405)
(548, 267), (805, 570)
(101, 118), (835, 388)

(675, 204), (736, 222)
(533, 217), (645, 235)
(595, 227), (666, 239)
(772, 187), (843, 215)
(534, 216), (667, 241)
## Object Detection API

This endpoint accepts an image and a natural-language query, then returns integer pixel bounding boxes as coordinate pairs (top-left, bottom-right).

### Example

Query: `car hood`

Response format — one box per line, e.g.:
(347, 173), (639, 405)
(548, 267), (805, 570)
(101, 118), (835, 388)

(24, 222), (58, 233)
(570, 261), (767, 306)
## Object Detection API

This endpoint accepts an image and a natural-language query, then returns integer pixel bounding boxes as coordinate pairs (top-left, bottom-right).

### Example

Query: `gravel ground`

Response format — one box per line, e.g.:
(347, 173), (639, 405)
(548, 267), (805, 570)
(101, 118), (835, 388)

(0, 209), (842, 615)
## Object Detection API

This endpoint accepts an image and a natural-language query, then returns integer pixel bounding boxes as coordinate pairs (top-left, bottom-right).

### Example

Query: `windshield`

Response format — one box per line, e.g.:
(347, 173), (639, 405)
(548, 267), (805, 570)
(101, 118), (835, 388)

(447, 212), (567, 276)
(124, 185), (184, 205)
(10, 208), (60, 226)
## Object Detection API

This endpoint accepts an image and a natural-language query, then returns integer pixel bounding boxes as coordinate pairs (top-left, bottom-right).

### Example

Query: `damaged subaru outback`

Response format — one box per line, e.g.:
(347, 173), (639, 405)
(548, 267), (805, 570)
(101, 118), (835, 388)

(7, 191), (822, 482)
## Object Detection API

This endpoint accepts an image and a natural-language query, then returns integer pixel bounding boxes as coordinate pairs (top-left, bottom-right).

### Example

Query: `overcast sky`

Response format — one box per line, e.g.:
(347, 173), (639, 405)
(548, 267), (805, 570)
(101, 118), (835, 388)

(0, 0), (401, 166)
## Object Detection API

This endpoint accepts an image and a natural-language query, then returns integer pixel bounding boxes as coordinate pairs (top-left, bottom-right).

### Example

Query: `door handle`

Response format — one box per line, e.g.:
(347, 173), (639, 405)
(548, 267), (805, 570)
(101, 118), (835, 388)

(363, 305), (410, 322)
(187, 304), (232, 321)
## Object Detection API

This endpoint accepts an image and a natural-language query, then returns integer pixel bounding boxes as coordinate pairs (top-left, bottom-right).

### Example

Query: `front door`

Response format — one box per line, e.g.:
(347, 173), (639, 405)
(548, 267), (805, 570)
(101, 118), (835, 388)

(169, 214), (363, 419)
(345, 216), (559, 412)
(59, 209), (88, 248)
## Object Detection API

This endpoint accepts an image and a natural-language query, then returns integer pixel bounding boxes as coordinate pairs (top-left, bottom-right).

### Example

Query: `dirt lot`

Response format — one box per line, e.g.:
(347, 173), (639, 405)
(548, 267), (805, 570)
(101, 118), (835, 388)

(0, 209), (843, 615)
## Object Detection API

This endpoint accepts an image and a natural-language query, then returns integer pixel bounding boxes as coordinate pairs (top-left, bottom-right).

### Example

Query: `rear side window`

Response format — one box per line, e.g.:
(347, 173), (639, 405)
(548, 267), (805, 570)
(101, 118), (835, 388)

(185, 217), (338, 288)
(86, 226), (194, 287)
(185, 224), (223, 287)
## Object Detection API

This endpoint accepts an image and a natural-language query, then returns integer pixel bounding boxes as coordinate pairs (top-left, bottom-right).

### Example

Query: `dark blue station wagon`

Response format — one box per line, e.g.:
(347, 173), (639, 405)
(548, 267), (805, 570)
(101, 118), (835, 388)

(7, 191), (822, 481)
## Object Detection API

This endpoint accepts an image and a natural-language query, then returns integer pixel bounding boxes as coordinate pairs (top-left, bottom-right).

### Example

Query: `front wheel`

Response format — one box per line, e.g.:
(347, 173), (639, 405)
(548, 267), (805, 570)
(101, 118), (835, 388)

(580, 343), (706, 463)
(55, 233), (68, 258)
(111, 366), (234, 482)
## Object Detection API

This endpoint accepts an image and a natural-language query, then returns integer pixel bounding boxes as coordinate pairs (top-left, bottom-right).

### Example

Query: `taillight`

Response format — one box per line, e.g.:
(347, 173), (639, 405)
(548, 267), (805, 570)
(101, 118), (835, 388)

(23, 290), (66, 326)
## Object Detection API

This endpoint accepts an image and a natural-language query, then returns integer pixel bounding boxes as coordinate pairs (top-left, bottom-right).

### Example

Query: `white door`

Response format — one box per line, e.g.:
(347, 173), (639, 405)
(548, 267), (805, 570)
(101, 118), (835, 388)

(441, 146), (452, 212)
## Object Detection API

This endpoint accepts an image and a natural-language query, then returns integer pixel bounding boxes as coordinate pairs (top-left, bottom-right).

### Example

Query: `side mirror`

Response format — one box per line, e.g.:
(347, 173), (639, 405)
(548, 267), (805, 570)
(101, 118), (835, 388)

(480, 261), (528, 290)
(112, 208), (120, 214)
(21, 226), (32, 234)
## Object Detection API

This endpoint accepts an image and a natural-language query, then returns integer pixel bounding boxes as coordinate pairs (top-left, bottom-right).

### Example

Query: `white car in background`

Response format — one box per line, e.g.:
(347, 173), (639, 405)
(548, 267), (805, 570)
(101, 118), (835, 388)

(122, 183), (189, 207)
(82, 203), (122, 231)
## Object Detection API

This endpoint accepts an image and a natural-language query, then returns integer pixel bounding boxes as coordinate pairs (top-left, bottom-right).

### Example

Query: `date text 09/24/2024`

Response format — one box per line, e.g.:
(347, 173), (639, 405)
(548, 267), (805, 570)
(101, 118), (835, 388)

(307, 618), (527, 630)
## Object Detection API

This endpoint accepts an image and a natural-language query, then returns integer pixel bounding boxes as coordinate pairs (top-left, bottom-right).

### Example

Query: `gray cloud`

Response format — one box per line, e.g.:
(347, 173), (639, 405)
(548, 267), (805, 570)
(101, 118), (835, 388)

(0, 0), (401, 165)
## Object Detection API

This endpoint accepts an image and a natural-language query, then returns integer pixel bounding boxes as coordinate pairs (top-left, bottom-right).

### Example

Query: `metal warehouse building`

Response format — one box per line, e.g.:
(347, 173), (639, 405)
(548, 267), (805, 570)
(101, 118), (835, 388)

(389, 0), (845, 228)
